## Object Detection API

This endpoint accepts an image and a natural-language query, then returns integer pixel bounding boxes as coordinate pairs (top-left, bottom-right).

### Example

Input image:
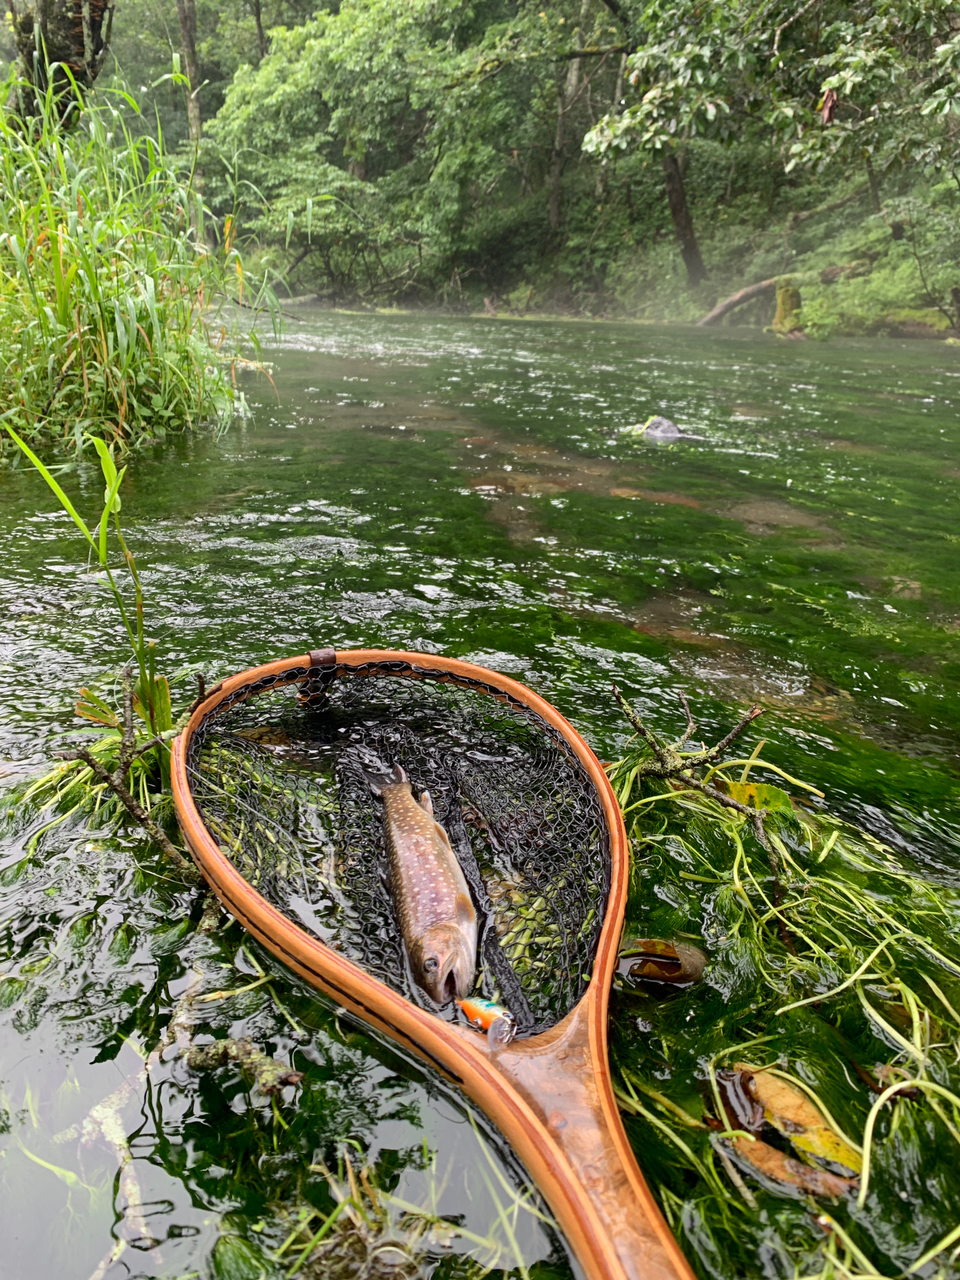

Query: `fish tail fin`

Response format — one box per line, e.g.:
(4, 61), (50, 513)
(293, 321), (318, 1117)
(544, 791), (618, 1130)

(363, 763), (408, 795)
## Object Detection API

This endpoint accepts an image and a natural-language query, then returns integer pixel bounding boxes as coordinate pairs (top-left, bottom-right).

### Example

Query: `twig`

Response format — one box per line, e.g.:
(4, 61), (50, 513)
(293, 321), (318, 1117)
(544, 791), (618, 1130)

(613, 685), (763, 774)
(676, 691), (698, 747)
(64, 668), (198, 879)
(772, 0), (820, 57)
(186, 670), (208, 715)
(69, 744), (196, 878)
(908, 221), (958, 331)
(614, 686), (797, 953)
(704, 705), (765, 762)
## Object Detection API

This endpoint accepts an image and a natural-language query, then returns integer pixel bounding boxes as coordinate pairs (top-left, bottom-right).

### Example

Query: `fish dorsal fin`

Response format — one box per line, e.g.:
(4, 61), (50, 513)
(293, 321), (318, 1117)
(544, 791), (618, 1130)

(456, 892), (476, 926)
(418, 789), (434, 816)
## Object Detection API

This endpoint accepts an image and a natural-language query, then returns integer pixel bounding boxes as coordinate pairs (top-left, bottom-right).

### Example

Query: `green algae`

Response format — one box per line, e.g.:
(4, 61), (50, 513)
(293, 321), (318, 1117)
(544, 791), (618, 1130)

(0, 312), (958, 1278)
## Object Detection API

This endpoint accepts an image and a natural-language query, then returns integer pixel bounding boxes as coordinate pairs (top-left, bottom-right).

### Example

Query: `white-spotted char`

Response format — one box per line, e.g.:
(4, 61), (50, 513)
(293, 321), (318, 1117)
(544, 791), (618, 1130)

(367, 765), (477, 1004)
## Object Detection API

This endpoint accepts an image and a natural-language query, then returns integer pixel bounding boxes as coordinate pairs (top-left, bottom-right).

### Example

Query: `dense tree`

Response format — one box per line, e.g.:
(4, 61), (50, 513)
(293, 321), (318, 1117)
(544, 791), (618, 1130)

(97, 0), (324, 147)
(11, 0), (954, 327)
(203, 0), (636, 300)
(581, 0), (960, 319)
(585, 1), (960, 235)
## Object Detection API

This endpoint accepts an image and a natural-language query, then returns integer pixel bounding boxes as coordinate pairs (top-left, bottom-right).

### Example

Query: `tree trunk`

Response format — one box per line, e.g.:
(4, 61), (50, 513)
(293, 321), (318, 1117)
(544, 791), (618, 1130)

(250, 0), (268, 62)
(865, 155), (881, 214)
(547, 0), (591, 233)
(661, 147), (707, 287)
(9, 0), (115, 119)
(175, 0), (202, 145)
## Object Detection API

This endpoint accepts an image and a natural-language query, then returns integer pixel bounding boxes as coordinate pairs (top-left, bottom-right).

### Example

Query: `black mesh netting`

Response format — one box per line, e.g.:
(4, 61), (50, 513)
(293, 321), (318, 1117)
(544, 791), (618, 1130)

(184, 659), (610, 1035)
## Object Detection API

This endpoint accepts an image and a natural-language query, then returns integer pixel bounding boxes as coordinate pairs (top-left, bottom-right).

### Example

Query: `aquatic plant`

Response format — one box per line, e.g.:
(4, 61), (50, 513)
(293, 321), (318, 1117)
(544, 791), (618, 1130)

(608, 695), (960, 1280)
(271, 1141), (555, 1280)
(0, 67), (276, 460)
(2, 424), (194, 874)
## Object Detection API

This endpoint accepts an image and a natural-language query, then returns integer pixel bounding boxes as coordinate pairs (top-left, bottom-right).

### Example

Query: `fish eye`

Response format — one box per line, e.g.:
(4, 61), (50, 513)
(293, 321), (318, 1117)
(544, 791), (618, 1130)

(423, 956), (439, 972)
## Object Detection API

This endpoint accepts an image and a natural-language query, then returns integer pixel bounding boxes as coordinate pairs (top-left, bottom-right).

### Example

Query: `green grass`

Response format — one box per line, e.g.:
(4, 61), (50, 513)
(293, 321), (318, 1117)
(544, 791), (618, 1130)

(0, 70), (277, 460)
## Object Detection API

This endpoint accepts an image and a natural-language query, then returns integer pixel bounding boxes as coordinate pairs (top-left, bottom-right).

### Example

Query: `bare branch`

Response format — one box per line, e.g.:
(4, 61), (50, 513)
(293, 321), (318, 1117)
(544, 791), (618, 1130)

(772, 0), (820, 58)
(703, 704), (764, 761)
(612, 683), (670, 766)
(71, 746), (197, 878)
(676, 690), (698, 747)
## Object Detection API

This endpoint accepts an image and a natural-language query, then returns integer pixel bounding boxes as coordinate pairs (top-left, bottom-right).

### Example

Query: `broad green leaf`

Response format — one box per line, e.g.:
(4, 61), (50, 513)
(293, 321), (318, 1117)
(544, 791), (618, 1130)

(720, 781), (793, 813)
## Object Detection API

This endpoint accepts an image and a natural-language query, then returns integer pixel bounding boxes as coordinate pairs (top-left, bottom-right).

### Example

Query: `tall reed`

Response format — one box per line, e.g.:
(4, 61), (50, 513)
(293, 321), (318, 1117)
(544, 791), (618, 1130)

(0, 69), (275, 458)
(2, 424), (182, 855)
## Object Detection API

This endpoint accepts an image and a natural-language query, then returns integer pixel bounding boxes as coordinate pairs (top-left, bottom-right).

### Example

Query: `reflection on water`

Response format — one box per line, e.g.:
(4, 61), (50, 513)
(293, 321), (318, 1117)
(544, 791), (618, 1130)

(1, 311), (959, 1277)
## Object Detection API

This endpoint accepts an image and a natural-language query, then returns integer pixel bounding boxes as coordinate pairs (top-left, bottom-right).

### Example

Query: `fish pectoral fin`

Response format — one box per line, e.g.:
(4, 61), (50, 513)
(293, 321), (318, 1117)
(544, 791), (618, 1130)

(430, 819), (457, 853)
(419, 789), (434, 816)
(456, 892), (475, 926)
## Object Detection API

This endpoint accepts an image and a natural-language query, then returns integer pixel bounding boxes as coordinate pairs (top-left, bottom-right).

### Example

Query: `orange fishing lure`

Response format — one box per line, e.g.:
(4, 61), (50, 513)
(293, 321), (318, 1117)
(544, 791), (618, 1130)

(456, 996), (517, 1048)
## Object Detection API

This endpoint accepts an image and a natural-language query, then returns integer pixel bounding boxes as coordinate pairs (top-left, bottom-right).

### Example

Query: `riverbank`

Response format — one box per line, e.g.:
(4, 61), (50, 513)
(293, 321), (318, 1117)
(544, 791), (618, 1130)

(271, 171), (960, 343)
(278, 294), (960, 343)
(246, 158), (960, 343)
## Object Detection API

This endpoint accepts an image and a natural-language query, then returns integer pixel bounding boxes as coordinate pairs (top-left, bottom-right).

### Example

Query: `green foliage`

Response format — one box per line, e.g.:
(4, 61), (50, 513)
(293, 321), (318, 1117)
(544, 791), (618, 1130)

(192, 0), (958, 333)
(3, 424), (180, 831)
(41, 0), (951, 331)
(585, 0), (960, 177)
(608, 721), (960, 1280)
(0, 69), (275, 459)
(201, 0), (627, 303)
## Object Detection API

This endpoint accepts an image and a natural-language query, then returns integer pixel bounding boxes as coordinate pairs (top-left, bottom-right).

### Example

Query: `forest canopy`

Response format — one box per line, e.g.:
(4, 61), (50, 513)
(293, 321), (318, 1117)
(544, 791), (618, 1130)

(6, 0), (960, 333)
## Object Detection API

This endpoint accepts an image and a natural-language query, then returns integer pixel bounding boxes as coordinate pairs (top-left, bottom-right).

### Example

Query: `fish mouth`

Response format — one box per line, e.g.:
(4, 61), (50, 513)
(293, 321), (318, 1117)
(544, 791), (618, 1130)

(432, 955), (464, 1005)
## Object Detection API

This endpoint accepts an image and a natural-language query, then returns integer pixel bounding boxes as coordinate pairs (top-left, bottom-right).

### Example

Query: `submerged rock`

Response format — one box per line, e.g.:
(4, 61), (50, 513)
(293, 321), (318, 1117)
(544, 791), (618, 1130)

(642, 415), (681, 439)
(621, 415), (690, 442)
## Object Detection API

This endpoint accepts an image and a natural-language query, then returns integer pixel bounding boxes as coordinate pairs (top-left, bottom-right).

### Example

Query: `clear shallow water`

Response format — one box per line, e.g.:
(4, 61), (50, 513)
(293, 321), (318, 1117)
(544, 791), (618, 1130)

(1, 312), (958, 1278)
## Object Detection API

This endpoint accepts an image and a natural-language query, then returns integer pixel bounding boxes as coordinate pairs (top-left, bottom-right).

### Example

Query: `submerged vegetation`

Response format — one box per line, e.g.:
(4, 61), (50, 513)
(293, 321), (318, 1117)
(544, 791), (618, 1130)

(7, 432), (960, 1278)
(0, 434), (568, 1280)
(0, 70), (275, 460)
(608, 698), (960, 1280)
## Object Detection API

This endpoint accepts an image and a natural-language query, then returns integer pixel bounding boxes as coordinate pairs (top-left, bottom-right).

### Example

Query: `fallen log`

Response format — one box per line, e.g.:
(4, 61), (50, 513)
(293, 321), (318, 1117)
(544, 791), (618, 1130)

(697, 278), (779, 326)
(698, 260), (873, 327)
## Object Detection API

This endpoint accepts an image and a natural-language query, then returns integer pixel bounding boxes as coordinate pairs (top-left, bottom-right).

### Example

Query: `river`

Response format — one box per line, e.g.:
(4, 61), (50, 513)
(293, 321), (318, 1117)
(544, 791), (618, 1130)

(1, 312), (958, 1278)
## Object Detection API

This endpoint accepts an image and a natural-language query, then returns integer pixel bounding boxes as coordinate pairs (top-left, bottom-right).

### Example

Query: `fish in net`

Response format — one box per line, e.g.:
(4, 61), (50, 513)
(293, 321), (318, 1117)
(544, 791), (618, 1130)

(173, 650), (692, 1280)
(184, 660), (609, 1036)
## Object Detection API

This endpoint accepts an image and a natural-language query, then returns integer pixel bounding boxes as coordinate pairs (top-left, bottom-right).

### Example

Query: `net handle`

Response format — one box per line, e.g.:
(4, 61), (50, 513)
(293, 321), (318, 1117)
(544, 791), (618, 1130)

(172, 650), (692, 1280)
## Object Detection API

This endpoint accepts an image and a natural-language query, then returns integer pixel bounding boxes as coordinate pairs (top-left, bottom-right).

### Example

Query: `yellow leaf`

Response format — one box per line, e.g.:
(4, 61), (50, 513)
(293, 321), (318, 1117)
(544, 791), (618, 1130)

(720, 781), (793, 813)
(730, 1135), (858, 1196)
(735, 1065), (862, 1174)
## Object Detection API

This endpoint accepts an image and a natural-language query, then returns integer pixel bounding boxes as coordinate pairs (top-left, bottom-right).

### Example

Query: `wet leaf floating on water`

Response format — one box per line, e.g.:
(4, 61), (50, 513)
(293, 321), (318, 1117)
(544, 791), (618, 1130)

(727, 1134), (859, 1198)
(618, 938), (708, 986)
(734, 1065), (863, 1175)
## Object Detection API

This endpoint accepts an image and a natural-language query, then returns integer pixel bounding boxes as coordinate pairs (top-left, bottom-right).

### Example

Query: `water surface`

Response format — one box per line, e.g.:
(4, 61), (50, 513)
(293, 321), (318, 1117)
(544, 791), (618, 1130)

(1, 312), (958, 1278)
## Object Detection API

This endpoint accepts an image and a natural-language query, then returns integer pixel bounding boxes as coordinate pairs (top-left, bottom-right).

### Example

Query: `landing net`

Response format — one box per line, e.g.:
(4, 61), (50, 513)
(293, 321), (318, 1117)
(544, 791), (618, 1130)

(183, 656), (610, 1035)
